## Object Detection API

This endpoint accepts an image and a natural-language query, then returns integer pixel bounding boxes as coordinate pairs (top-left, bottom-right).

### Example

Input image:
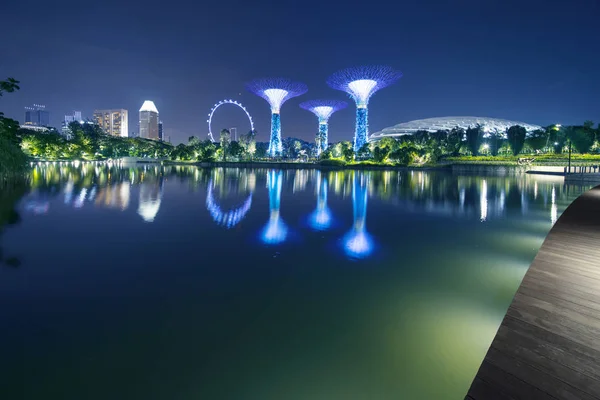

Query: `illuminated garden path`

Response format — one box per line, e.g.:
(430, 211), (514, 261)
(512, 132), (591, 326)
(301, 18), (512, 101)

(466, 184), (600, 399)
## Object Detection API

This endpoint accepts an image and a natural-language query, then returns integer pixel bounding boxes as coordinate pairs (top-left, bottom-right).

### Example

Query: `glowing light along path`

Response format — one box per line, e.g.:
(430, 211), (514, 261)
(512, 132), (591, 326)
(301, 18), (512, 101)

(299, 100), (347, 155)
(205, 182), (253, 229)
(342, 172), (375, 258)
(261, 170), (288, 244)
(308, 171), (333, 231)
(328, 66), (402, 152)
(207, 99), (254, 142)
(247, 78), (308, 157)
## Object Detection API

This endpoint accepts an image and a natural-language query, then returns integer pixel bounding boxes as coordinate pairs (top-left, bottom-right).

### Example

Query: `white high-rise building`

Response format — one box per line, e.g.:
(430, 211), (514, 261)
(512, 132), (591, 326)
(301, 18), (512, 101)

(93, 109), (128, 137)
(139, 101), (159, 140)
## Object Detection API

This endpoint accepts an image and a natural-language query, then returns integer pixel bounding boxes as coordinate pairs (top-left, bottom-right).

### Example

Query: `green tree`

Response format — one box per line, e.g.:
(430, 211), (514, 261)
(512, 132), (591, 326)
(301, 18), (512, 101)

(200, 140), (216, 161)
(506, 125), (527, 156)
(0, 78), (19, 97)
(445, 128), (464, 156)
(465, 125), (484, 156)
(547, 125), (566, 154)
(219, 129), (231, 161)
(566, 125), (595, 154)
(188, 136), (200, 146)
(255, 142), (268, 159)
(356, 142), (371, 159)
(390, 142), (419, 165)
(373, 145), (391, 163)
(0, 79), (28, 175)
(486, 129), (503, 156)
(239, 130), (256, 160)
(340, 141), (354, 162)
(229, 141), (244, 159)
(526, 129), (548, 153)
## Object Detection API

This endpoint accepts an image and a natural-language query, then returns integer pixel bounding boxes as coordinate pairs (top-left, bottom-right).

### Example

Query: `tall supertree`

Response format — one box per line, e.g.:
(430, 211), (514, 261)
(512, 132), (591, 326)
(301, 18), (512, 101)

(246, 78), (308, 157)
(327, 65), (402, 152)
(299, 100), (347, 155)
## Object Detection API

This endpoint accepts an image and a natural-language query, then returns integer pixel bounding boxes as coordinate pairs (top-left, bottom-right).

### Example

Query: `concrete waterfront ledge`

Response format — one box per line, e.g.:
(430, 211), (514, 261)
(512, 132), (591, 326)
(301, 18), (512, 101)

(466, 184), (600, 400)
(451, 164), (565, 176)
(162, 160), (452, 171)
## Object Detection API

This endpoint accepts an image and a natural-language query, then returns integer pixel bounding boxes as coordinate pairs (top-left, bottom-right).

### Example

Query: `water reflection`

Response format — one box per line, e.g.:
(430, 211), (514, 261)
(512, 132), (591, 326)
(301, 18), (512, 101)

(307, 171), (333, 231)
(206, 179), (253, 229)
(95, 183), (130, 211)
(261, 170), (288, 245)
(18, 163), (591, 256)
(1, 164), (595, 399)
(138, 176), (164, 223)
(342, 171), (375, 258)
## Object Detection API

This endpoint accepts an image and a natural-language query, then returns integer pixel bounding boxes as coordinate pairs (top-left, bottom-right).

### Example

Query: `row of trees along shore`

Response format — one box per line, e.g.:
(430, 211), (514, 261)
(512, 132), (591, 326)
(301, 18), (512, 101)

(3, 79), (600, 169)
(8, 121), (600, 166)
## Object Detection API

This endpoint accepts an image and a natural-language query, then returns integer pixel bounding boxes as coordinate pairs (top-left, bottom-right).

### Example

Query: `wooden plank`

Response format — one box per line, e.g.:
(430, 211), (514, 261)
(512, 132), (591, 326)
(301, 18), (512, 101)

(474, 360), (557, 400)
(467, 185), (600, 399)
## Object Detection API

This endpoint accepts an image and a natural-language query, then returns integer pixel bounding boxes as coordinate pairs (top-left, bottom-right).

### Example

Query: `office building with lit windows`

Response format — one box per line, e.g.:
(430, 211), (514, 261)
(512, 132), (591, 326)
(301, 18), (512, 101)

(93, 109), (129, 137)
(24, 104), (50, 127)
(139, 101), (159, 140)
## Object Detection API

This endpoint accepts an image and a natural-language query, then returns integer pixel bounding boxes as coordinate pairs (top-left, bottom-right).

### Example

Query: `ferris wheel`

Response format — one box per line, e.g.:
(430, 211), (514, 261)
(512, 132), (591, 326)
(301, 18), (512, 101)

(207, 99), (255, 142)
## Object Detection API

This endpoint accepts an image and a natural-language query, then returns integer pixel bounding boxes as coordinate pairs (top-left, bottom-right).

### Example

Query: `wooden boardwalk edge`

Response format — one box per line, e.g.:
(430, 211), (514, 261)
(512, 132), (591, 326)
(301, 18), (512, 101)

(466, 184), (600, 400)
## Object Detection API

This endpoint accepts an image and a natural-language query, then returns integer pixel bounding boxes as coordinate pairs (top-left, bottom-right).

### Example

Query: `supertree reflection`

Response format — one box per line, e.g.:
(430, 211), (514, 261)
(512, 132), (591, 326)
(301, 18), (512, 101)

(308, 171), (333, 231)
(260, 170), (288, 244)
(206, 179), (253, 229)
(342, 172), (374, 258)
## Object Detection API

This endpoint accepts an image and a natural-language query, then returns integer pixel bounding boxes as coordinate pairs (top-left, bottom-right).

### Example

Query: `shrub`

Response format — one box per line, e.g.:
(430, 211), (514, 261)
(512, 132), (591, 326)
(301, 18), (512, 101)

(319, 158), (347, 167)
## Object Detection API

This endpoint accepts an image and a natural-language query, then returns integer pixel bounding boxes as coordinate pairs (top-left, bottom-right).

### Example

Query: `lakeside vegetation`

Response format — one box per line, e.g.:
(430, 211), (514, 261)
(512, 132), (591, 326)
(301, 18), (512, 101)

(3, 78), (600, 171)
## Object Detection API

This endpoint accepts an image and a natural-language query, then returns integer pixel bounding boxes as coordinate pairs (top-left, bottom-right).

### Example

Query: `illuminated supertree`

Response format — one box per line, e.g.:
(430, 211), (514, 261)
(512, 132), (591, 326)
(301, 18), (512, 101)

(299, 100), (347, 155)
(246, 78), (308, 157)
(308, 171), (333, 231)
(260, 170), (288, 244)
(327, 65), (402, 152)
(342, 171), (375, 258)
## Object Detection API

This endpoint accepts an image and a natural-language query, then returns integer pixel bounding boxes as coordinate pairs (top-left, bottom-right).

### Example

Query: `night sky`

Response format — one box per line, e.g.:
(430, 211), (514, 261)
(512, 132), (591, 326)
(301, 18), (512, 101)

(1, 0), (599, 144)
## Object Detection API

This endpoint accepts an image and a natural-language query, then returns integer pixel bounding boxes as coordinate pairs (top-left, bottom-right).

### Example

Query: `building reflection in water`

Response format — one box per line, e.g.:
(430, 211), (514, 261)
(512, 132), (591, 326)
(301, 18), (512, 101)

(20, 163), (591, 237)
(480, 179), (488, 222)
(342, 171), (375, 259)
(95, 183), (130, 211)
(206, 179), (253, 229)
(308, 170), (333, 231)
(137, 176), (164, 223)
(551, 186), (558, 224)
(261, 170), (288, 245)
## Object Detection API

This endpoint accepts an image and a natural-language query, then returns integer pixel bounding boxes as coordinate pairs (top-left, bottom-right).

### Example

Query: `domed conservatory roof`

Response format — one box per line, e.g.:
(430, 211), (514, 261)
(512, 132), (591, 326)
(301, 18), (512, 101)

(370, 116), (541, 140)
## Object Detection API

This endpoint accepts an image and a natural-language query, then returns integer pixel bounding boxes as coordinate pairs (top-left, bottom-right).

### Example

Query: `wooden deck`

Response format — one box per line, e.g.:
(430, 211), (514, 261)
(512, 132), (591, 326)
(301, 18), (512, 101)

(466, 184), (600, 400)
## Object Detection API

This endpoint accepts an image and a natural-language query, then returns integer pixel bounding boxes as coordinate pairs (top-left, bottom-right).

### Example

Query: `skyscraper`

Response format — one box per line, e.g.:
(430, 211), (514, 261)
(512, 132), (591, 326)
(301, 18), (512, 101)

(230, 127), (238, 141)
(158, 120), (163, 141)
(139, 101), (159, 140)
(93, 109), (128, 137)
(24, 104), (50, 127)
(62, 111), (83, 136)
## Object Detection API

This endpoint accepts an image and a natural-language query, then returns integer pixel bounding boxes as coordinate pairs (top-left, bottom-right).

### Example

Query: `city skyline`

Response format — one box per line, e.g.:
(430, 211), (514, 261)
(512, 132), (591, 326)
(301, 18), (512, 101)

(1, 0), (599, 145)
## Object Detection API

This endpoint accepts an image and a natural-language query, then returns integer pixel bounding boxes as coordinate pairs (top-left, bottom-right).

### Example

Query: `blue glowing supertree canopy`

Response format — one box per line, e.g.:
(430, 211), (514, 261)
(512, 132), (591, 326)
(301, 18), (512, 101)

(299, 100), (348, 122)
(300, 100), (347, 154)
(246, 78), (308, 113)
(326, 65), (402, 107)
(327, 65), (402, 152)
(247, 78), (307, 157)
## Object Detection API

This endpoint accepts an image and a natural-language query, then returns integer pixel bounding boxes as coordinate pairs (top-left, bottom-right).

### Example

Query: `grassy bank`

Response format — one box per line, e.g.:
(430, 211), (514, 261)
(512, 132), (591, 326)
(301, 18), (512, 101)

(444, 154), (600, 166)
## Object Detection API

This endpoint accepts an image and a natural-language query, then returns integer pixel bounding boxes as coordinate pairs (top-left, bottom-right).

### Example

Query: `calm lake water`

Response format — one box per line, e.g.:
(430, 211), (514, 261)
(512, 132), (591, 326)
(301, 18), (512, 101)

(0, 163), (591, 399)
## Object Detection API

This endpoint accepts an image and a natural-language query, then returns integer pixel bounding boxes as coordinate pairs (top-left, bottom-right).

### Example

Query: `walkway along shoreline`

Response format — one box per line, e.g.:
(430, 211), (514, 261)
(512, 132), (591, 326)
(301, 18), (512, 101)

(466, 184), (600, 400)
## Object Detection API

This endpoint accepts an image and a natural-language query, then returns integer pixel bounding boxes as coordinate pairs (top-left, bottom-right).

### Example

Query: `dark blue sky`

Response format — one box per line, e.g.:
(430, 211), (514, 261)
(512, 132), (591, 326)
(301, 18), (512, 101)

(1, 0), (598, 144)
